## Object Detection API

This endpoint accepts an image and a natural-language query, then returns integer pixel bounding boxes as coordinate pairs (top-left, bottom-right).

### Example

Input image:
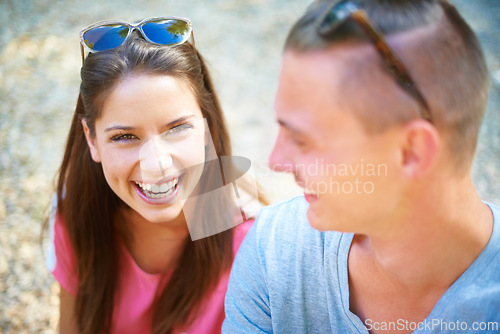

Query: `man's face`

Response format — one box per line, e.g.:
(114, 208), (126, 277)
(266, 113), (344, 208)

(269, 49), (405, 233)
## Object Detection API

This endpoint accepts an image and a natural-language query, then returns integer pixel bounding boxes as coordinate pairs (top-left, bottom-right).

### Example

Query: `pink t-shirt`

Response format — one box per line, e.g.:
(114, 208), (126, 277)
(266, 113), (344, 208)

(50, 215), (253, 334)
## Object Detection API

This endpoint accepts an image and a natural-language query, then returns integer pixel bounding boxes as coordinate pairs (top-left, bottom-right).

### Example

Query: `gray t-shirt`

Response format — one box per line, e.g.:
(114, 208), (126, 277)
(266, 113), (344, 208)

(223, 196), (500, 333)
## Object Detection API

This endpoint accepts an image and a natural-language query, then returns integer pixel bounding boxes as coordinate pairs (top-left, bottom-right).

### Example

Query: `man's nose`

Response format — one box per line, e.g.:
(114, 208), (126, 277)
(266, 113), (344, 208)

(268, 130), (294, 174)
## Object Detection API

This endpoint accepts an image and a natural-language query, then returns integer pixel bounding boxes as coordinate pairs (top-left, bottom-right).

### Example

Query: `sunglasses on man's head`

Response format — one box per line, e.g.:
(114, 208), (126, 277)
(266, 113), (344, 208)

(79, 16), (194, 63)
(317, 0), (431, 122)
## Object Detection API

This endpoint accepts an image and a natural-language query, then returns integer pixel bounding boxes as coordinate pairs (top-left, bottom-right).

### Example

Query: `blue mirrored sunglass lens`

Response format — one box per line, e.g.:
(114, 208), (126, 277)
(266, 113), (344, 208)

(83, 25), (130, 51)
(142, 19), (190, 45)
(319, 1), (357, 34)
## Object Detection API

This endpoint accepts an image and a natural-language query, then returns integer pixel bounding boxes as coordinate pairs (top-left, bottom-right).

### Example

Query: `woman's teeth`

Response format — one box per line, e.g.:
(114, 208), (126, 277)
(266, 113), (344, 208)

(135, 178), (179, 199)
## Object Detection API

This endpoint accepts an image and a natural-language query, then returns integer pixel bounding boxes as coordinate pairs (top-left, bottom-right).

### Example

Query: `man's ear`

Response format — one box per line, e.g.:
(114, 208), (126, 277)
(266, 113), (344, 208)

(400, 120), (440, 178)
(82, 119), (101, 163)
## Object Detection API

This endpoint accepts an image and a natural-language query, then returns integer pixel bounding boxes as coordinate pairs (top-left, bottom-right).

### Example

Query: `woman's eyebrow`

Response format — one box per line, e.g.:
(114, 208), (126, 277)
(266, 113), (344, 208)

(104, 115), (198, 133)
(163, 115), (196, 128)
(104, 125), (135, 132)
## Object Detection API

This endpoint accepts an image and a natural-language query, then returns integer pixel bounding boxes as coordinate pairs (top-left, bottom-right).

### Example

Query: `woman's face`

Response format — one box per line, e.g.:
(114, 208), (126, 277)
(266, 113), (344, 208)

(83, 74), (207, 225)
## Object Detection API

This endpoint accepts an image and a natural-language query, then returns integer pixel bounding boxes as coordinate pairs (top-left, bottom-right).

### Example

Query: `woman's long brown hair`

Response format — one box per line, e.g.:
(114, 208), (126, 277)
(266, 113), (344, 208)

(56, 34), (249, 333)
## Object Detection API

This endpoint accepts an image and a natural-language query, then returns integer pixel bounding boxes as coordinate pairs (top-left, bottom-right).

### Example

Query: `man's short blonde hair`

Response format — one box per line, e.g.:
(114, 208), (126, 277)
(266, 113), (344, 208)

(285, 0), (490, 169)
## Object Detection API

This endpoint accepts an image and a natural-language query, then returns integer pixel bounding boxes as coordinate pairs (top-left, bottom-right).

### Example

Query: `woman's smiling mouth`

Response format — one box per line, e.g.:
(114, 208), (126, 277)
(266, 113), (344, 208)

(134, 177), (180, 199)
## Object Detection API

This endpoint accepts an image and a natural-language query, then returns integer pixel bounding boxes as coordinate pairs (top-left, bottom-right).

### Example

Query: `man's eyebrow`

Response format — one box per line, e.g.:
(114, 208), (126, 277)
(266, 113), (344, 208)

(104, 115), (197, 133)
(277, 119), (304, 135)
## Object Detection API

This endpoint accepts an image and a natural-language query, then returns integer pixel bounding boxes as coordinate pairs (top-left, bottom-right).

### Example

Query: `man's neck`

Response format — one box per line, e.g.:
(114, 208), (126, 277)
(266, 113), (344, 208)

(347, 177), (493, 333)
(362, 179), (492, 289)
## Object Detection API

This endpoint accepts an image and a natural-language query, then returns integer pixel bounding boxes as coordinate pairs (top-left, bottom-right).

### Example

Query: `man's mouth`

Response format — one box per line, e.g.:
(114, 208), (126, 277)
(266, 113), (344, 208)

(303, 186), (319, 202)
(304, 187), (317, 196)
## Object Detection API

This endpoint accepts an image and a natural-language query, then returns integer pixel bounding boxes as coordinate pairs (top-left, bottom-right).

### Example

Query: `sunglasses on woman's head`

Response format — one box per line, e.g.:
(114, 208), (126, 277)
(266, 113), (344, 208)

(79, 16), (194, 63)
(317, 0), (431, 122)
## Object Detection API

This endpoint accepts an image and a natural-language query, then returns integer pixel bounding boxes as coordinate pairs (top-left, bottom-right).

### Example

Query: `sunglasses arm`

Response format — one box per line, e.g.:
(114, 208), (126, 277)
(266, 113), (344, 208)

(352, 11), (431, 120)
(80, 42), (85, 64)
(190, 30), (195, 47)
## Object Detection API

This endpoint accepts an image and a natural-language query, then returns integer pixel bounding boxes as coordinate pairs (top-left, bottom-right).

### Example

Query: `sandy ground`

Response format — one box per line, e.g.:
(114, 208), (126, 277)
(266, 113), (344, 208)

(0, 0), (498, 332)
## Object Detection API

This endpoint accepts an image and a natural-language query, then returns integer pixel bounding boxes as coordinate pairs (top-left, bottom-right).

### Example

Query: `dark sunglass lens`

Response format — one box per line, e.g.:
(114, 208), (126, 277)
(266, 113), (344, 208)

(83, 24), (129, 51)
(142, 19), (190, 45)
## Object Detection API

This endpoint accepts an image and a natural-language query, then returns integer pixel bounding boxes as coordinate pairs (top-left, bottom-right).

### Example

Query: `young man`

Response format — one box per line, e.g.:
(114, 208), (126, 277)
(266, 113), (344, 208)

(223, 0), (499, 333)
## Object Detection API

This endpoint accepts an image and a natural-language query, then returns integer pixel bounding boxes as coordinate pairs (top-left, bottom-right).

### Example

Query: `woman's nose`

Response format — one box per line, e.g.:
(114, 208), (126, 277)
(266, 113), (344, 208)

(139, 135), (173, 178)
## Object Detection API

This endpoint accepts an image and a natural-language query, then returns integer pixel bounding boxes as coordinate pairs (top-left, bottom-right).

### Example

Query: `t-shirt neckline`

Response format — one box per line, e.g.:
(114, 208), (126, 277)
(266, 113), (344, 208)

(335, 202), (499, 334)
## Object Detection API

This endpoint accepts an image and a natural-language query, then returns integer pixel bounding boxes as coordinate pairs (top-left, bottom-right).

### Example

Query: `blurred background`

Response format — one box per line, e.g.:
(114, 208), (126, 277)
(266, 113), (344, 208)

(0, 0), (498, 332)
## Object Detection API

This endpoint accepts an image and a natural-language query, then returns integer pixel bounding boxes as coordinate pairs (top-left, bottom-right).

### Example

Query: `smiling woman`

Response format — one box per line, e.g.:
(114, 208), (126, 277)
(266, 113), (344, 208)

(82, 75), (206, 226)
(49, 17), (266, 334)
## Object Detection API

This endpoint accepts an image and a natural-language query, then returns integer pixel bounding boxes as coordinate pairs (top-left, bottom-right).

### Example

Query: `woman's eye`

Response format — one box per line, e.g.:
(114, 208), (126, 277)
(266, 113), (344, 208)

(168, 123), (193, 134)
(111, 133), (137, 141)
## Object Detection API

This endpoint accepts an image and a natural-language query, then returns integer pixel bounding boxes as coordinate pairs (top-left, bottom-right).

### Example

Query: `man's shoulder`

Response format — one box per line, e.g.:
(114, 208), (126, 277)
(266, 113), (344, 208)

(254, 196), (312, 237)
(485, 201), (500, 254)
(486, 201), (500, 217)
(251, 195), (343, 251)
(259, 195), (309, 221)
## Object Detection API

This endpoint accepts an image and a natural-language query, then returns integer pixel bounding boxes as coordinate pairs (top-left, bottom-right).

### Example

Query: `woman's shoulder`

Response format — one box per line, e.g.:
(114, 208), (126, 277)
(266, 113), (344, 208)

(47, 205), (79, 295)
(232, 219), (255, 253)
